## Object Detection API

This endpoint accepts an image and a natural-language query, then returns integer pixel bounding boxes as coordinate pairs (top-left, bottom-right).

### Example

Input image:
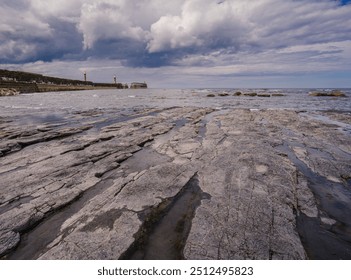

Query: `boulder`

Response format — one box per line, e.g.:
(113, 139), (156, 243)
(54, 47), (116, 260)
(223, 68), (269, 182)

(330, 90), (346, 97)
(309, 90), (346, 97)
(244, 92), (257, 97)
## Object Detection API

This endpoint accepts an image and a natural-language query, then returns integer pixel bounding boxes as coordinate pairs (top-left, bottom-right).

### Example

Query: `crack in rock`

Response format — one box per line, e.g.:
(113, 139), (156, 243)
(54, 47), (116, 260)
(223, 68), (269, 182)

(120, 174), (211, 260)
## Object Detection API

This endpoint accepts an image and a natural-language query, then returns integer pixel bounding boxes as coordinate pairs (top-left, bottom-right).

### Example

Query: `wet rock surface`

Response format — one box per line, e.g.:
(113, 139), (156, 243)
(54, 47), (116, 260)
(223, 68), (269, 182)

(0, 107), (350, 259)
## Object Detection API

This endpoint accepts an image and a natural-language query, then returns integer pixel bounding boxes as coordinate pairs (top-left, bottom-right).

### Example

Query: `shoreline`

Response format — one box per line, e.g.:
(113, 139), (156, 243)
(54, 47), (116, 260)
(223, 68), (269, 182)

(0, 106), (350, 260)
(0, 83), (127, 96)
(1, 69), (148, 96)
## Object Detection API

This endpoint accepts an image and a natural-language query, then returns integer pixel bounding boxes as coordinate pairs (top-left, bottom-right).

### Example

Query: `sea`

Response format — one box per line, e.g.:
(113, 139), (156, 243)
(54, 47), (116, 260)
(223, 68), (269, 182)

(0, 88), (350, 121)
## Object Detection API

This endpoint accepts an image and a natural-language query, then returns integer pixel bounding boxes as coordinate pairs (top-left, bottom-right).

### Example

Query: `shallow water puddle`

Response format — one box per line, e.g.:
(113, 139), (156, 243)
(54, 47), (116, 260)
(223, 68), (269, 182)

(278, 141), (351, 259)
(120, 175), (211, 260)
(301, 112), (351, 136)
(4, 178), (116, 259)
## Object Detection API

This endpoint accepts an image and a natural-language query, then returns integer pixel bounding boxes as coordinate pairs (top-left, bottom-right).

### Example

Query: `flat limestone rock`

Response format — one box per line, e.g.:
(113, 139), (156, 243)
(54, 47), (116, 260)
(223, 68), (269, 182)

(1, 107), (350, 260)
(184, 110), (308, 259)
(0, 231), (20, 256)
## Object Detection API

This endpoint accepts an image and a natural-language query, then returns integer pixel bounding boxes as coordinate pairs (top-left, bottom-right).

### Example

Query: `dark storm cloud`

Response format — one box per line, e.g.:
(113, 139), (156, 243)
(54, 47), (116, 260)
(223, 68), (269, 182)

(0, 1), (84, 63)
(42, 18), (84, 59)
(1, 21), (83, 63)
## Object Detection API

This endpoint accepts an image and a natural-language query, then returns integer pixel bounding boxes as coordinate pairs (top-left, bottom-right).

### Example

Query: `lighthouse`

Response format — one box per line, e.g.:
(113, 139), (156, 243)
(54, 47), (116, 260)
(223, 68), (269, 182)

(84, 71), (87, 82)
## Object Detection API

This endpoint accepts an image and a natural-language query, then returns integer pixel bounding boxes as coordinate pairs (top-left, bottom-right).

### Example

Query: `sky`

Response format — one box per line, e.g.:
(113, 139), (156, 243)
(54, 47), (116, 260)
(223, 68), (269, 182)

(1, 0), (351, 88)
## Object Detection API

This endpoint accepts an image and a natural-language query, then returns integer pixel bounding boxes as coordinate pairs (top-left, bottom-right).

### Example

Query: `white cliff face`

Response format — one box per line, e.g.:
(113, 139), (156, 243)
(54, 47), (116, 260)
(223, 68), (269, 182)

(0, 105), (350, 260)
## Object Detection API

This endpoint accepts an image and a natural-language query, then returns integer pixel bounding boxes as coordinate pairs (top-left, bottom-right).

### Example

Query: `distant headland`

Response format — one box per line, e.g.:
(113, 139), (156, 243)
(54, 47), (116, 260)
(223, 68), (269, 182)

(0, 69), (147, 96)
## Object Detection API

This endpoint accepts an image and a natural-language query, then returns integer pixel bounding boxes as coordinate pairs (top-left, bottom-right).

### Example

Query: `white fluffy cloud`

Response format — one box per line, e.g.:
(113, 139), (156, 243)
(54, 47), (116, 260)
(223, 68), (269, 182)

(147, 0), (351, 53)
(74, 0), (351, 68)
(77, 0), (186, 49)
(0, 2), (52, 38)
(147, 0), (248, 52)
(29, 0), (84, 20)
(78, 1), (147, 49)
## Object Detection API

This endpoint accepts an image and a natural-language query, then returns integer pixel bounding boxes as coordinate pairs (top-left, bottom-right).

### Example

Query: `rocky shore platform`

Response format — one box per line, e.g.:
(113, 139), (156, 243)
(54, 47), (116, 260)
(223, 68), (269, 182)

(0, 107), (350, 259)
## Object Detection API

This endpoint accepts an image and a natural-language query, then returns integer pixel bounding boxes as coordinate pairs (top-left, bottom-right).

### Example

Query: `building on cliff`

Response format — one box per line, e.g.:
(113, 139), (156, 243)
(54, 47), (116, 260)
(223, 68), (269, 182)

(130, 82), (147, 89)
